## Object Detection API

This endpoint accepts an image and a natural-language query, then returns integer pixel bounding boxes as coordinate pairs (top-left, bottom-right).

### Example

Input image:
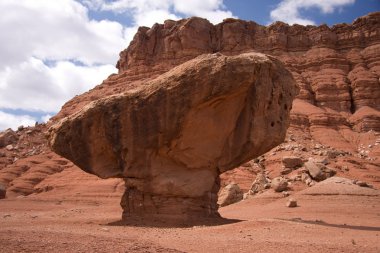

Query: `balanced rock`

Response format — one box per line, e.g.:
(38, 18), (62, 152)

(49, 52), (298, 220)
(218, 183), (243, 207)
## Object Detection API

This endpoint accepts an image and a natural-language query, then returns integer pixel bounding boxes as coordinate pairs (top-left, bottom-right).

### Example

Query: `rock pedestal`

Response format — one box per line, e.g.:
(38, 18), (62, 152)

(49, 52), (298, 220)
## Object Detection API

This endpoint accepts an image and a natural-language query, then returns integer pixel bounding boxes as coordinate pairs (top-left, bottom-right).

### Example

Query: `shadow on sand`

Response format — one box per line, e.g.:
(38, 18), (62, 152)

(277, 218), (380, 231)
(105, 216), (244, 228)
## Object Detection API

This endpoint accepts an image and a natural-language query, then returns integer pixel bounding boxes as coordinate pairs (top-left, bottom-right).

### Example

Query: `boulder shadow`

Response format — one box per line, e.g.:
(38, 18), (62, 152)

(105, 216), (244, 228)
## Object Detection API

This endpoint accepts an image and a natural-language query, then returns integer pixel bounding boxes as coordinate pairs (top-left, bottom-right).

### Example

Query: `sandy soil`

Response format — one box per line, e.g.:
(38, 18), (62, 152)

(1, 179), (379, 253)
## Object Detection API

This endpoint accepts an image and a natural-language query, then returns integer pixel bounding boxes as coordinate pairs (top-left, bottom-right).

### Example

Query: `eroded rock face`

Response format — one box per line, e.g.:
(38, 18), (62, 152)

(49, 52), (298, 219)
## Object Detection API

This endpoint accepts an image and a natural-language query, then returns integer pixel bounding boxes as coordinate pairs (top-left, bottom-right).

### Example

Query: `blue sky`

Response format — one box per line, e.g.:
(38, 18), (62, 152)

(224, 0), (379, 26)
(0, 0), (378, 130)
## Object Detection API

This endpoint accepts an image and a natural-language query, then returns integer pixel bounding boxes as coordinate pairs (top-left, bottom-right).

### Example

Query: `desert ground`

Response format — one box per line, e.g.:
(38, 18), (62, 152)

(1, 173), (379, 253)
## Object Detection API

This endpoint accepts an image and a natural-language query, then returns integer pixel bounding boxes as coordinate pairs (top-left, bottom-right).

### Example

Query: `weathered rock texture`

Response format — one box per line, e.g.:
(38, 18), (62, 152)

(49, 52), (297, 219)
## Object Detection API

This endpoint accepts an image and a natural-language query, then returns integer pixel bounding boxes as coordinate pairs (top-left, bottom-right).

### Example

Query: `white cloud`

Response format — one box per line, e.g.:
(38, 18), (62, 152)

(0, 0), (235, 129)
(82, 0), (234, 26)
(0, 0), (126, 67)
(41, 114), (53, 123)
(0, 57), (116, 112)
(0, 111), (37, 131)
(0, 0), (125, 129)
(270, 0), (355, 25)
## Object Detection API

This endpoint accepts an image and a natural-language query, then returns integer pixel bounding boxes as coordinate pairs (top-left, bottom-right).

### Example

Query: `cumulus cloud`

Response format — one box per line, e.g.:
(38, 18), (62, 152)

(0, 0), (125, 130)
(82, 0), (234, 26)
(0, 57), (116, 112)
(0, 0), (127, 67)
(0, 111), (37, 130)
(270, 0), (355, 25)
(0, 0), (235, 130)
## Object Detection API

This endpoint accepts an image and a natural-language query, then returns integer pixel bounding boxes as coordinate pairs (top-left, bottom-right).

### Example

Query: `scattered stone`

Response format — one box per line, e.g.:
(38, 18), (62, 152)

(0, 183), (6, 199)
(26, 130), (33, 135)
(304, 161), (336, 181)
(249, 173), (269, 194)
(282, 156), (303, 168)
(218, 183), (244, 207)
(286, 198), (297, 207)
(5, 145), (14, 151)
(313, 157), (329, 165)
(281, 167), (293, 175)
(0, 129), (19, 148)
(271, 177), (288, 192)
(289, 174), (302, 182)
(301, 172), (314, 186)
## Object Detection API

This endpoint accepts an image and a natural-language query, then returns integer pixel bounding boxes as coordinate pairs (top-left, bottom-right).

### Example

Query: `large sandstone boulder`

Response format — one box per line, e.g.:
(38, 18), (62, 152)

(49, 52), (298, 220)
(218, 183), (243, 207)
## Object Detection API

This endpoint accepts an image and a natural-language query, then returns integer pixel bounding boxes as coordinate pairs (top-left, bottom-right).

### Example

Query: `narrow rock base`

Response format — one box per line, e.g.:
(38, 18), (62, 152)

(120, 179), (220, 221)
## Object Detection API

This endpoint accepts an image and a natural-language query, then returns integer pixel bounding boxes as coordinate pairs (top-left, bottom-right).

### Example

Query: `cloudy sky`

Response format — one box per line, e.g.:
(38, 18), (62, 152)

(0, 0), (378, 130)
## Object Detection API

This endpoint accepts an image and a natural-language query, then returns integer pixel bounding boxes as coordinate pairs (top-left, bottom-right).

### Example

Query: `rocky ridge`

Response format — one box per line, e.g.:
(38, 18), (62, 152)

(0, 13), (379, 208)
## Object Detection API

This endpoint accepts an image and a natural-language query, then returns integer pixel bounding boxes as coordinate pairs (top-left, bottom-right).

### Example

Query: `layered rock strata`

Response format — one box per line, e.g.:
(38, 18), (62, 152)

(49, 52), (298, 219)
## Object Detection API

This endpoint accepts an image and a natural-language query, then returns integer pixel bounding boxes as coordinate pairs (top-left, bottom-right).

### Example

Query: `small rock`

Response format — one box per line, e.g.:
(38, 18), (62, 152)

(0, 152), (5, 157)
(313, 157), (329, 165)
(100, 227), (110, 232)
(249, 173), (269, 194)
(3, 214), (11, 218)
(271, 177), (288, 192)
(5, 144), (14, 151)
(218, 183), (243, 207)
(282, 156), (303, 169)
(281, 167), (293, 175)
(286, 198), (297, 207)
(17, 125), (24, 131)
(282, 191), (290, 197)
